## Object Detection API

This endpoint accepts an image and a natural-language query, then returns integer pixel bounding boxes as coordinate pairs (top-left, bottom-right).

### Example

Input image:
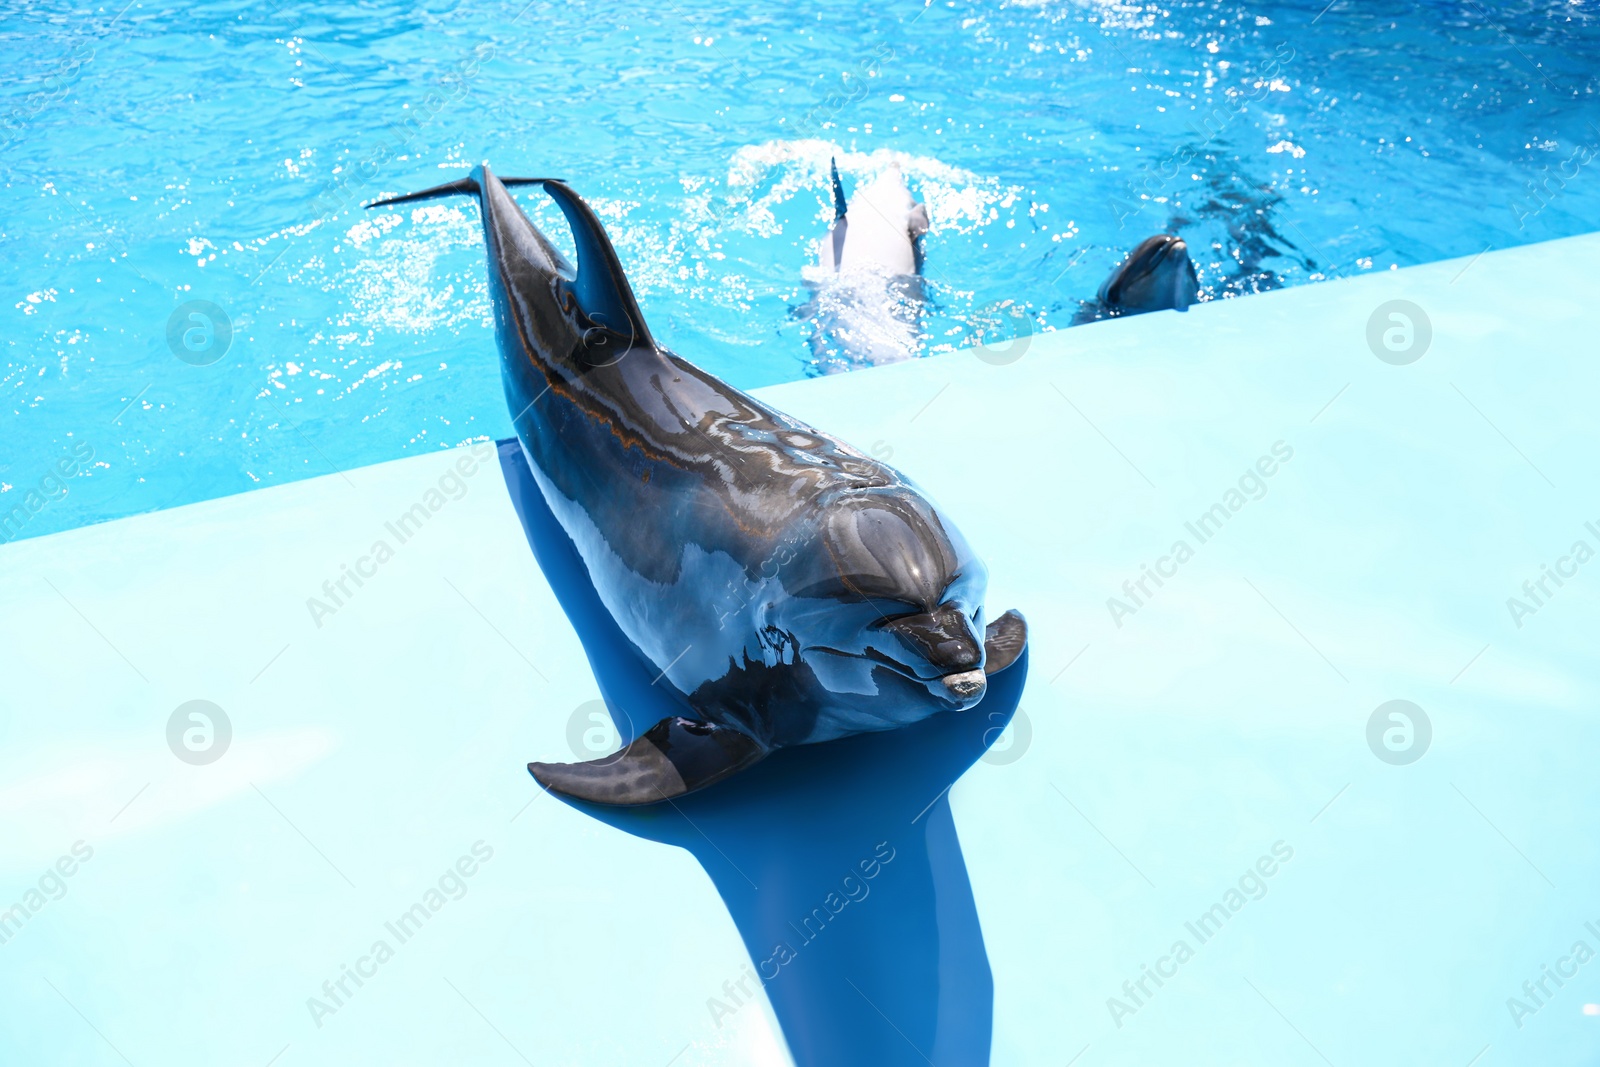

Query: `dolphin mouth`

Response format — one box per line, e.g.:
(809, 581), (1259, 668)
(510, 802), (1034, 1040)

(808, 647), (987, 707)
(941, 670), (987, 701)
(808, 646), (952, 685)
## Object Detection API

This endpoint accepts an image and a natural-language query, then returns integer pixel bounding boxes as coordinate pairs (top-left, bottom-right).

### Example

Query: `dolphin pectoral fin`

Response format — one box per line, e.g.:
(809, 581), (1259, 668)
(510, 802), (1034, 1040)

(830, 157), (850, 220)
(528, 716), (767, 806)
(365, 176), (558, 210)
(983, 610), (1028, 674)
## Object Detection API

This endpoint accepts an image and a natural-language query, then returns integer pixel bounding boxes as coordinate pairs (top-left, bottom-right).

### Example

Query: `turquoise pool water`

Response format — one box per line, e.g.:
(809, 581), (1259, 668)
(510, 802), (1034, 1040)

(4, 0), (1600, 540)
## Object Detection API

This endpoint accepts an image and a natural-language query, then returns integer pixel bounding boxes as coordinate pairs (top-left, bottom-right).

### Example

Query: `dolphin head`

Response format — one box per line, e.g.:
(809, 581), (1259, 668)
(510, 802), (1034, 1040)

(1098, 233), (1201, 314)
(819, 162), (931, 277)
(856, 165), (930, 238)
(779, 487), (990, 713)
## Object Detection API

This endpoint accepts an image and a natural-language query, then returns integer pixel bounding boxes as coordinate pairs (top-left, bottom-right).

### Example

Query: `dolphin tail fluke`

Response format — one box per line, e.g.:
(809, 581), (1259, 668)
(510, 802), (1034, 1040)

(365, 176), (556, 210)
(369, 168), (655, 355)
(365, 177), (480, 209)
(528, 716), (768, 806)
(830, 156), (849, 220)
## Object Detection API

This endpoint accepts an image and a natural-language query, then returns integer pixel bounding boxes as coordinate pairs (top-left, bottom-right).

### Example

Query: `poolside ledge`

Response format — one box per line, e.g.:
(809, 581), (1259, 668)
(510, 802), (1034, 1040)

(3, 234), (1598, 1065)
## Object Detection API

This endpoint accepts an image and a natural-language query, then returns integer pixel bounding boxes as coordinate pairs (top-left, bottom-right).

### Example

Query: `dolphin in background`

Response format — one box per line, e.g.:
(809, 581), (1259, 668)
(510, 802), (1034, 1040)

(1101, 233), (1200, 313)
(797, 158), (931, 373)
(818, 156), (929, 274)
(1073, 233), (1201, 324)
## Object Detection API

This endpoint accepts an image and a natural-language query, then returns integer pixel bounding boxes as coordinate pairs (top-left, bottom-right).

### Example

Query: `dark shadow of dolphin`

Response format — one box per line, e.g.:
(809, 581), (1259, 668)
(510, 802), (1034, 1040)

(497, 437), (1027, 1067)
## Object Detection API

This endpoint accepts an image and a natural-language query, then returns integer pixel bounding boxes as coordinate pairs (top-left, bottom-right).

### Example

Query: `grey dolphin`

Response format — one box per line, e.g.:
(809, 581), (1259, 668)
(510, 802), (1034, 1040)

(368, 165), (1026, 806)
(1097, 233), (1200, 315)
(818, 157), (930, 275)
(798, 158), (932, 371)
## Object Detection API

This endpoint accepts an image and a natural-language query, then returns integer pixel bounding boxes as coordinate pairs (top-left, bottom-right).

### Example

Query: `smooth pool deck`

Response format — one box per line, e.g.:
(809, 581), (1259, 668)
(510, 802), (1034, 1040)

(3, 233), (1599, 1065)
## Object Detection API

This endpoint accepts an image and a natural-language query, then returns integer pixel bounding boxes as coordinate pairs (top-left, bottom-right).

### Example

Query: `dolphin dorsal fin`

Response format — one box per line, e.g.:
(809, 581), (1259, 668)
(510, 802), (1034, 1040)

(830, 157), (849, 220)
(538, 180), (657, 352)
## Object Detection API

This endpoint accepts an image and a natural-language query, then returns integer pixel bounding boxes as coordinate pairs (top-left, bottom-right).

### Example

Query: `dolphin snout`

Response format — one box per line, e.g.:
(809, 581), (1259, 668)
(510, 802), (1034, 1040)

(941, 669), (987, 705)
(885, 608), (983, 676)
(1099, 233), (1200, 314)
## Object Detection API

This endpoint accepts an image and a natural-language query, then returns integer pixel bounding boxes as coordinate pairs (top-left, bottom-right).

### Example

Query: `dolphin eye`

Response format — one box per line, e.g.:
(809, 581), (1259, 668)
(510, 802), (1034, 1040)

(793, 578), (922, 621)
(861, 598), (921, 624)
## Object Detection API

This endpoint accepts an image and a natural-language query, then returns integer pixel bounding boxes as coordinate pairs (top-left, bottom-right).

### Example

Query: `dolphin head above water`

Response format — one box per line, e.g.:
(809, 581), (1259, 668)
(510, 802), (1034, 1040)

(1098, 233), (1201, 314)
(776, 487), (991, 722)
(801, 160), (933, 371)
(817, 160), (930, 277)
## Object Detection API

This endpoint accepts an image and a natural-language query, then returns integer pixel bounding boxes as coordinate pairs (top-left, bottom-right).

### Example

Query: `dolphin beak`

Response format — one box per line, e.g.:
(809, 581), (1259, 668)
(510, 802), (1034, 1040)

(885, 607), (984, 676)
(1099, 233), (1200, 313)
(941, 669), (987, 706)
